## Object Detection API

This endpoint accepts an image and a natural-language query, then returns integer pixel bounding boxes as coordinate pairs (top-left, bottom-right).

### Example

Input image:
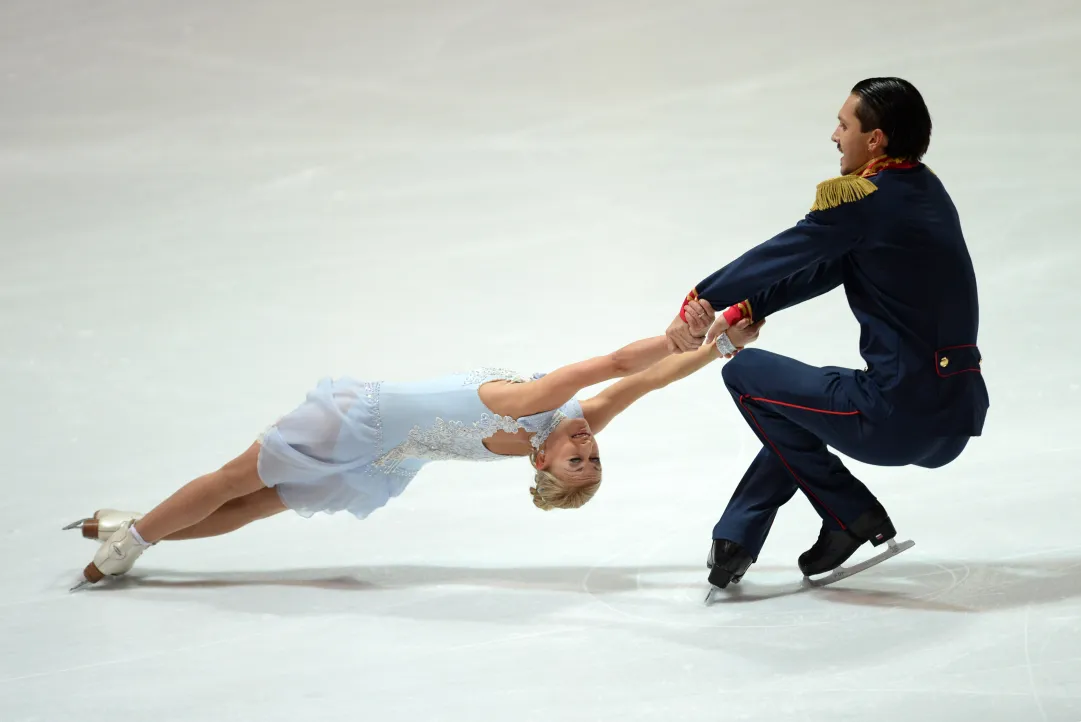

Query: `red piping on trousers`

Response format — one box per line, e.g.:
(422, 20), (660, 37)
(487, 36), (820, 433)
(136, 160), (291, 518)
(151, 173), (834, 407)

(741, 396), (860, 416)
(737, 394), (858, 531)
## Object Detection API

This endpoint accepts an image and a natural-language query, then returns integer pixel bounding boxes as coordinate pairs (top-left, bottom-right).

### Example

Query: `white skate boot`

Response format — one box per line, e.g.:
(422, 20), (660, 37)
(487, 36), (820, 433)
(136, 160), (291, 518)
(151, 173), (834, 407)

(63, 509), (144, 541)
(71, 521), (149, 591)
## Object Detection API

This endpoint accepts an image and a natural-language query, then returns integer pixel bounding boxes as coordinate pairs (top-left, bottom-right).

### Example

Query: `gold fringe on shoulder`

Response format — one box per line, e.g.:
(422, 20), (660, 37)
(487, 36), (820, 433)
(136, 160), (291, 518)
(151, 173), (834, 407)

(810, 175), (878, 212)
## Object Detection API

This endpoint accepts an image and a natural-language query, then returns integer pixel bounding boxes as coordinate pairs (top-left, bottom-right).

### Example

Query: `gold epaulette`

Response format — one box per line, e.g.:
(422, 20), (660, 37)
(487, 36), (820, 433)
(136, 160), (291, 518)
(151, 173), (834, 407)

(810, 175), (878, 212)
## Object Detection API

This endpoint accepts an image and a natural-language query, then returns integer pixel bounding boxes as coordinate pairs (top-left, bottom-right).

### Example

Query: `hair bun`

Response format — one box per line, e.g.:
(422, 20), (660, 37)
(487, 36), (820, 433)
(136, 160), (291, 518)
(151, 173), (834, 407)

(529, 486), (552, 511)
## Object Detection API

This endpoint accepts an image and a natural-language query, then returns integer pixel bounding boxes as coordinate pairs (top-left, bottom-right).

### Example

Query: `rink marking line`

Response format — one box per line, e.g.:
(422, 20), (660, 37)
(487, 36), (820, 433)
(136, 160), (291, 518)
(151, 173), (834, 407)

(787, 687), (1062, 699)
(1023, 604), (1050, 722)
(938, 655), (1081, 680)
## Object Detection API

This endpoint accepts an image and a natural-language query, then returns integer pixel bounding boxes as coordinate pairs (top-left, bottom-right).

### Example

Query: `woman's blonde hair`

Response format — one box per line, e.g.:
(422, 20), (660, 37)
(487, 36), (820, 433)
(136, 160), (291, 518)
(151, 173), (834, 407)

(528, 452), (601, 510)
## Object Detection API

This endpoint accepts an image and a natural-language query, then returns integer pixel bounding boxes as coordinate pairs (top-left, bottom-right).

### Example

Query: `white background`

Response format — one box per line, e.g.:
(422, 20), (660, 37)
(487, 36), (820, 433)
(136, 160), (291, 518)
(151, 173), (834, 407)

(2, 1), (1079, 720)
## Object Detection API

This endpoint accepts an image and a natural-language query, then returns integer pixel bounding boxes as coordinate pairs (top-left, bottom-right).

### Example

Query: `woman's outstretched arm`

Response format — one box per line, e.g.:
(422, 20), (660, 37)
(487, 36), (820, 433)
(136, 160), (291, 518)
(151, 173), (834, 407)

(582, 318), (764, 433)
(489, 335), (672, 418)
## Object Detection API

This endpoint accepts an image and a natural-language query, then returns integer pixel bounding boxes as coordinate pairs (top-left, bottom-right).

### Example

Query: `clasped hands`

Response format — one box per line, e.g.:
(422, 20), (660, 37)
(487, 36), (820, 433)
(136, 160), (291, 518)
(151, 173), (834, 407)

(665, 299), (765, 356)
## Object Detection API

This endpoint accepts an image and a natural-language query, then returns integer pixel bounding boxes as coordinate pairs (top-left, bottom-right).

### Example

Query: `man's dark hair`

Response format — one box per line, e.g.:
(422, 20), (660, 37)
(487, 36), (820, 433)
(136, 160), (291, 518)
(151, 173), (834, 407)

(850, 77), (932, 162)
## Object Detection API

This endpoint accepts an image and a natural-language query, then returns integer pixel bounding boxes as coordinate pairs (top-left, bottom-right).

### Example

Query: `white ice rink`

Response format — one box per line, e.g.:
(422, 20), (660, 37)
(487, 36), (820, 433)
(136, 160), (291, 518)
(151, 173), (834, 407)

(3, 1), (1080, 720)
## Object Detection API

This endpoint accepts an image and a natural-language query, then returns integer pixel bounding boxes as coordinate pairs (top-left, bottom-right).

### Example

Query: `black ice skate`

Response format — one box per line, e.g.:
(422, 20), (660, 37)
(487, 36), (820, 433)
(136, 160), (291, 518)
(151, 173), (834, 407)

(799, 502), (914, 587)
(704, 539), (753, 603)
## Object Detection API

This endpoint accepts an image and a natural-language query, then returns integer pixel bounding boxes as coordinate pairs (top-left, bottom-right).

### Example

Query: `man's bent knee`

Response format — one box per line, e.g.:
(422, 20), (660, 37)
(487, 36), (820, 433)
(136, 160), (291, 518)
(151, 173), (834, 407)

(721, 348), (766, 391)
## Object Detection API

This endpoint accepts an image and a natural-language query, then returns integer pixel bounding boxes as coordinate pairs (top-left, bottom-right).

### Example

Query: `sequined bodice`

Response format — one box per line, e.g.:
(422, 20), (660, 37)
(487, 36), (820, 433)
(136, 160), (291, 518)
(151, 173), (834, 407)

(367, 368), (581, 478)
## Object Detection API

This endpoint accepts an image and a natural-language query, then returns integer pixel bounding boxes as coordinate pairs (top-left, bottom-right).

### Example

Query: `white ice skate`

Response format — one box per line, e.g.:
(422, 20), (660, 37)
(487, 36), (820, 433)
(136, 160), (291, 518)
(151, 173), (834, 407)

(70, 521), (148, 591)
(63, 509), (144, 541)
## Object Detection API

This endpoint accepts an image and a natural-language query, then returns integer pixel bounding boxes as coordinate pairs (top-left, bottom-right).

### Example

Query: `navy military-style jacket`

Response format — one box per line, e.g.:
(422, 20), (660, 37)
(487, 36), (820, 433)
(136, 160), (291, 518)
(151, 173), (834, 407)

(690, 157), (989, 437)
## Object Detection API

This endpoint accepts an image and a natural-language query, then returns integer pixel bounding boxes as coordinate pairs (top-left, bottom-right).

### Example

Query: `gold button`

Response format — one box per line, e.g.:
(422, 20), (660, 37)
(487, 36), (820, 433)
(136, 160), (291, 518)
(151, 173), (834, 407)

(940, 356), (949, 368)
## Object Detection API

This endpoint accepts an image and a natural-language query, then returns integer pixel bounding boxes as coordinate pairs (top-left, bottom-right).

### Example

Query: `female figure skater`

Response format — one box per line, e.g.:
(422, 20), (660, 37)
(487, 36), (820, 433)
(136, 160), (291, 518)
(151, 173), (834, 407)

(67, 315), (762, 590)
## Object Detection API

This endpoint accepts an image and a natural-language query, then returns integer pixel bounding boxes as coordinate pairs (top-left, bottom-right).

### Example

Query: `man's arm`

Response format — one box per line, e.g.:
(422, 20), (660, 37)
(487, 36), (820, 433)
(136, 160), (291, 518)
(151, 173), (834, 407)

(694, 205), (863, 313)
(746, 258), (844, 319)
(668, 175), (875, 349)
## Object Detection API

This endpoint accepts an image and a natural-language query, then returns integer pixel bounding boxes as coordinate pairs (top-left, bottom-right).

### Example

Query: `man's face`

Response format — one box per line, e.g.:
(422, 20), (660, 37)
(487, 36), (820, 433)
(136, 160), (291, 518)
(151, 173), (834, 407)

(831, 93), (880, 175)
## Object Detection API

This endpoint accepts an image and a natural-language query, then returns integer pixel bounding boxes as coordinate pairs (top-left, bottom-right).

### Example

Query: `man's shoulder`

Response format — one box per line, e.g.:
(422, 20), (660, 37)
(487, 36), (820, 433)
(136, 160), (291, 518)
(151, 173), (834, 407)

(809, 174), (879, 214)
(806, 160), (938, 221)
(867, 163), (951, 216)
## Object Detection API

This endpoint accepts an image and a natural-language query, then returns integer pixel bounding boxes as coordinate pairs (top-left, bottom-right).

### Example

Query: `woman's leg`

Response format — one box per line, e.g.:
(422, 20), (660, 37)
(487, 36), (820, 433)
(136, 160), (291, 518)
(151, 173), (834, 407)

(76, 444), (284, 588)
(162, 487), (287, 540)
(133, 442), (269, 544)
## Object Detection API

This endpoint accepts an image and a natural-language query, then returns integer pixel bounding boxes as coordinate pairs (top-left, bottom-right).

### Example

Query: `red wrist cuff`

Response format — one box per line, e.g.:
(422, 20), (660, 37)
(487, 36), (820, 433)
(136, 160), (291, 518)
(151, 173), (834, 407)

(723, 300), (753, 325)
(678, 289), (699, 322)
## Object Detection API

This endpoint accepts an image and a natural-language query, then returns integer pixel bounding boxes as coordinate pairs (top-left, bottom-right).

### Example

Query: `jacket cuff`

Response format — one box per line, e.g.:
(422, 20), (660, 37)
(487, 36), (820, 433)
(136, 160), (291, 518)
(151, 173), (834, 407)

(678, 288), (699, 322)
(723, 300), (753, 325)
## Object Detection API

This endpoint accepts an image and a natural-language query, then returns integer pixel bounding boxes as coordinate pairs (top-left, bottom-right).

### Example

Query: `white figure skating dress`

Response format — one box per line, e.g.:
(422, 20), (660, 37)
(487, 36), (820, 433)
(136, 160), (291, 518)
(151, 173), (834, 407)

(256, 368), (582, 518)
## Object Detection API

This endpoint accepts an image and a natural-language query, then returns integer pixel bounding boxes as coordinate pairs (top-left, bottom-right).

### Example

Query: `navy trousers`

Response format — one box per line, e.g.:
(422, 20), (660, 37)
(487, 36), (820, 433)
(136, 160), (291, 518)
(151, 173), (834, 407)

(713, 349), (969, 558)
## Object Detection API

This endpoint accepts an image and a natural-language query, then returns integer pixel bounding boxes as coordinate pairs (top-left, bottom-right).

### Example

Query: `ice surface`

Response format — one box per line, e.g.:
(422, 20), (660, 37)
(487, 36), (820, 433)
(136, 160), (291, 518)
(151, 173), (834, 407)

(2, 1), (1080, 720)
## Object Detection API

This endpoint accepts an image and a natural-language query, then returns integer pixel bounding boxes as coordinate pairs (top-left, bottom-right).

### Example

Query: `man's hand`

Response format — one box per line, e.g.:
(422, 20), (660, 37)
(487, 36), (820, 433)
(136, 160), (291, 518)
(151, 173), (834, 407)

(666, 299), (715, 353)
(683, 299), (714, 337)
(665, 315), (698, 353)
(716, 317), (766, 358)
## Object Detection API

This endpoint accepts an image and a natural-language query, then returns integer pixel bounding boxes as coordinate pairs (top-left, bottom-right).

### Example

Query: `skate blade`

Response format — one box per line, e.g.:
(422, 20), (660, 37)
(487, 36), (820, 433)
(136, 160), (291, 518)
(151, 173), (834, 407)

(703, 576), (743, 605)
(802, 538), (915, 588)
(68, 561), (106, 593)
(62, 518), (92, 531)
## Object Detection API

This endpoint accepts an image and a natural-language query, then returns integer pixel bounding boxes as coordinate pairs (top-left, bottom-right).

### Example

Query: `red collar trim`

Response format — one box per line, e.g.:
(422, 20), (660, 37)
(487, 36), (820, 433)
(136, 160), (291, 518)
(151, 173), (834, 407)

(857, 156), (919, 177)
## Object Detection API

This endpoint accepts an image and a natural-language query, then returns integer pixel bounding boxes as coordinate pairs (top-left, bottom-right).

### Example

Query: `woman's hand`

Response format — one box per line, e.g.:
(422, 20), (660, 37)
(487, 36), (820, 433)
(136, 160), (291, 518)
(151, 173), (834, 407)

(714, 317), (766, 358)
